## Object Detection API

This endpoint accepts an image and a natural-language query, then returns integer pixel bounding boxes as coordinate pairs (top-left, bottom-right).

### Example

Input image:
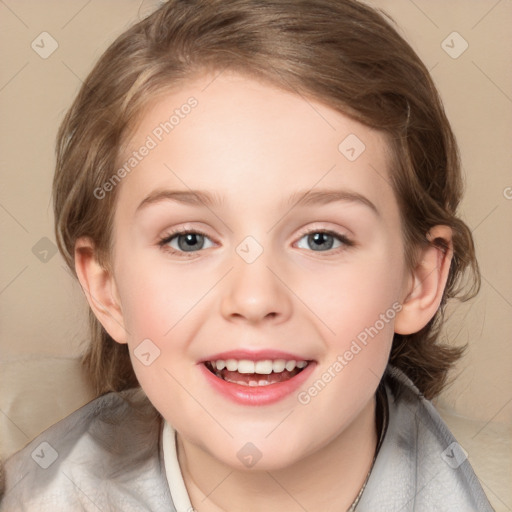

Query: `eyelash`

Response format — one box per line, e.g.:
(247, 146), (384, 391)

(295, 228), (355, 253)
(158, 228), (214, 258)
(158, 228), (354, 257)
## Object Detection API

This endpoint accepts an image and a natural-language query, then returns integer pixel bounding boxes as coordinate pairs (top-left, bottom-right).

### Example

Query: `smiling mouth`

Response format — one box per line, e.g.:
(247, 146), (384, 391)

(204, 359), (310, 387)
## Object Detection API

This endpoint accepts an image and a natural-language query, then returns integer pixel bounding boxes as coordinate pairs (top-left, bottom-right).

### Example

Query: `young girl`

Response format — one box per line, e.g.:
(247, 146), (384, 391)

(1, 0), (494, 510)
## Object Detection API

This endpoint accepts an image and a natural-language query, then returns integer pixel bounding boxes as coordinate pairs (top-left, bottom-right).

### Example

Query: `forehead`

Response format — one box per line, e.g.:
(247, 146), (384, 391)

(116, 71), (396, 219)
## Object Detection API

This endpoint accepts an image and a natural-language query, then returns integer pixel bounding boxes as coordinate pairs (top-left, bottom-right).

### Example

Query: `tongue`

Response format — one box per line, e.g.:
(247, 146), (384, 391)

(221, 368), (299, 385)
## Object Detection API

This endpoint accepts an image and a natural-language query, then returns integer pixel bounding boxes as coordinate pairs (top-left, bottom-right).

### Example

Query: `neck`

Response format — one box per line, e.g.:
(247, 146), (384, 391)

(177, 396), (378, 512)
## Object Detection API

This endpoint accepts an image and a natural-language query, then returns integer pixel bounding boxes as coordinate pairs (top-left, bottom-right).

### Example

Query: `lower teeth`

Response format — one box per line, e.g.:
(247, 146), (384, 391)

(213, 370), (271, 386)
(235, 377), (271, 387)
(208, 363), (303, 386)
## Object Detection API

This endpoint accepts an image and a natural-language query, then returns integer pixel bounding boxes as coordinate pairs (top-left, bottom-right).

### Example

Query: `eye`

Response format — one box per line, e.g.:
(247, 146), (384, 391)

(160, 231), (215, 253)
(296, 230), (353, 252)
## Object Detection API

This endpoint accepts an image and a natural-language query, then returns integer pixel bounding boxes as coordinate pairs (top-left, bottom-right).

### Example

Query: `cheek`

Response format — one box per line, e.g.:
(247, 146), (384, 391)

(292, 258), (402, 426)
(115, 254), (212, 340)
(114, 258), (206, 408)
(112, 253), (221, 400)
(295, 252), (404, 340)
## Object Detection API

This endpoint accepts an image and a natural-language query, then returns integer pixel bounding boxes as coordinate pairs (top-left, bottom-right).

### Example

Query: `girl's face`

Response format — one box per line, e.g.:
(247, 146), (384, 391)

(110, 72), (410, 470)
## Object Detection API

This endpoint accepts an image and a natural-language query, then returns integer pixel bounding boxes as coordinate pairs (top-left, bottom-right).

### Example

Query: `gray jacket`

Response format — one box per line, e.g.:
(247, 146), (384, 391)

(0, 367), (494, 511)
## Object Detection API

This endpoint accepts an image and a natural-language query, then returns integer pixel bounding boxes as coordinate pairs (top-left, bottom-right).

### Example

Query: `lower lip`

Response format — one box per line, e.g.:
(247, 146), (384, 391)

(199, 362), (316, 406)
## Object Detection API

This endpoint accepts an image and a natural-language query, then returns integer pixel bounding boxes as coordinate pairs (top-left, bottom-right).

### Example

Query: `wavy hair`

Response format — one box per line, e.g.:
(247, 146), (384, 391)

(53, 0), (479, 400)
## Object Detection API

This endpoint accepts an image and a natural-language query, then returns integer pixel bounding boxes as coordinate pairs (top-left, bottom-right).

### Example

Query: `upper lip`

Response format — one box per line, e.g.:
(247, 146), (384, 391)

(199, 349), (312, 363)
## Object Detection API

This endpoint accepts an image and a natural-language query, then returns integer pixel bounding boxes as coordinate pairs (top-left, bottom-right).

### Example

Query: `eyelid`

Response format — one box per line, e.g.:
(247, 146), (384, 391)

(159, 227), (212, 245)
(293, 226), (355, 251)
(158, 226), (217, 257)
(157, 224), (354, 257)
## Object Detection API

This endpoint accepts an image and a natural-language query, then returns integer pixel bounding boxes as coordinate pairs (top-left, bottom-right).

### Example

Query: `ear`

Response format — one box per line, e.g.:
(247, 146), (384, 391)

(394, 225), (453, 335)
(74, 237), (128, 344)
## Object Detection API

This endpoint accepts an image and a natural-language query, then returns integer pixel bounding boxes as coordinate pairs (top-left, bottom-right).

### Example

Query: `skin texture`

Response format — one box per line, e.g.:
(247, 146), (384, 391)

(75, 72), (453, 512)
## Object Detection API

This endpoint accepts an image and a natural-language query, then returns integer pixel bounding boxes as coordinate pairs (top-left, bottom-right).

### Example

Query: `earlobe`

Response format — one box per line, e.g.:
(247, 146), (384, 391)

(394, 225), (453, 335)
(74, 237), (128, 344)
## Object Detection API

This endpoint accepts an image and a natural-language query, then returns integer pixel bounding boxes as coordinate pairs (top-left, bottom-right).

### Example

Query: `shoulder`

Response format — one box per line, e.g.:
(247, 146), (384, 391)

(1, 388), (174, 511)
(358, 366), (494, 511)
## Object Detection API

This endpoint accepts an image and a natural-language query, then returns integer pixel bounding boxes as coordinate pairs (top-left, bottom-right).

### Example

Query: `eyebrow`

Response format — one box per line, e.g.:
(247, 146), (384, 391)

(136, 189), (223, 212)
(136, 188), (379, 216)
(287, 189), (379, 216)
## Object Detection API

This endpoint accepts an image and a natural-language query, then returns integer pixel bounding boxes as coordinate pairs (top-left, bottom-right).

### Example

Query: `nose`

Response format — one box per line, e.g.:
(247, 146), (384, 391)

(220, 251), (293, 325)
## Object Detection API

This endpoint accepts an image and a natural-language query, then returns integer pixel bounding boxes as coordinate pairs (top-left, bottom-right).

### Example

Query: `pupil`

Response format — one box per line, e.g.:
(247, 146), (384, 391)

(309, 232), (333, 251)
(178, 233), (204, 252)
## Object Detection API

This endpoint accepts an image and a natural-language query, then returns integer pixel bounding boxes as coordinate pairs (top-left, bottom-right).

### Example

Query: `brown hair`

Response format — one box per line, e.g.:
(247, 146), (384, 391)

(53, 0), (479, 400)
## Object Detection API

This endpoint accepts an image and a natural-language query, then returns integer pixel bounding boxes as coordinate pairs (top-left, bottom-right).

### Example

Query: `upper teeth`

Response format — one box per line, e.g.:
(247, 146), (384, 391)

(211, 359), (308, 374)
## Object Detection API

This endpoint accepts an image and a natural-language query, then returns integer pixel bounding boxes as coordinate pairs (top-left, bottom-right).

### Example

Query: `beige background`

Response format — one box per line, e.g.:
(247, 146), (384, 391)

(1, 0), (510, 509)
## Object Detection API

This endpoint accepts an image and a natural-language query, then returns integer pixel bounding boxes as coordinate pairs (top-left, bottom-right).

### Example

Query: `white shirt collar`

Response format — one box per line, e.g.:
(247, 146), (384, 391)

(162, 420), (195, 512)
